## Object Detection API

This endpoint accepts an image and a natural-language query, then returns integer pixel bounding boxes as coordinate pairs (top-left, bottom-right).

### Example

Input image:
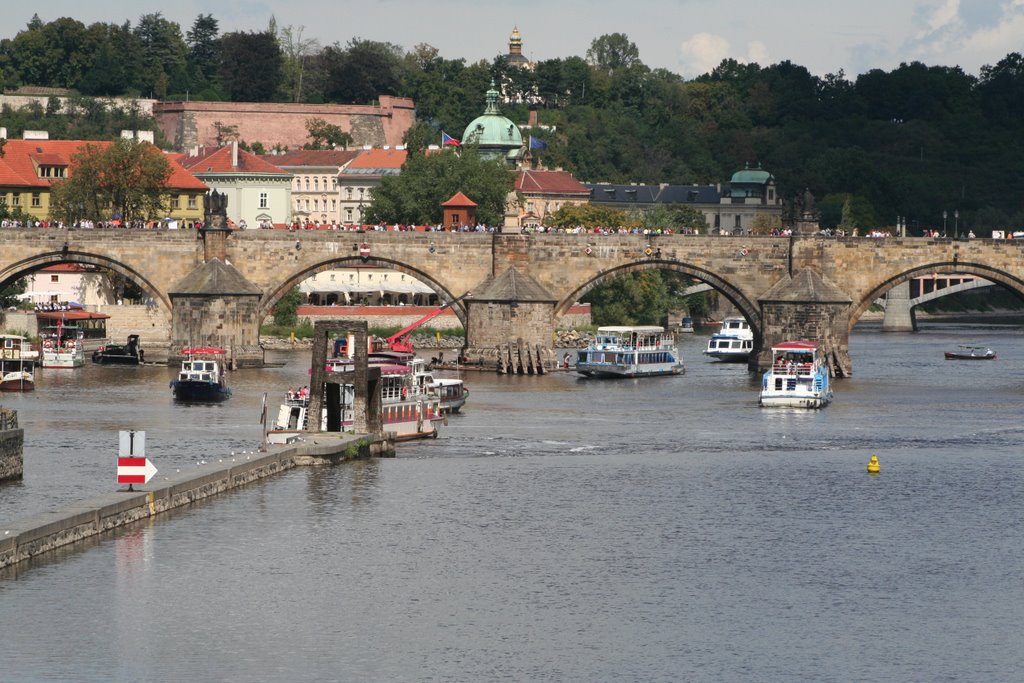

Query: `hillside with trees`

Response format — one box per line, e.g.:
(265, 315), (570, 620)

(2, 14), (1022, 233)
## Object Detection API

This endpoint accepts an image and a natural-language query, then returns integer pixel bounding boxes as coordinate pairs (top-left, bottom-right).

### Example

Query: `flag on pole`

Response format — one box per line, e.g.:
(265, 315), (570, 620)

(441, 131), (461, 146)
(529, 136), (548, 150)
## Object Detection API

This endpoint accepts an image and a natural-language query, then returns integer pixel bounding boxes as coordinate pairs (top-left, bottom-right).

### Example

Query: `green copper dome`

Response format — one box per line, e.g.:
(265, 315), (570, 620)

(730, 164), (774, 184)
(462, 81), (524, 156)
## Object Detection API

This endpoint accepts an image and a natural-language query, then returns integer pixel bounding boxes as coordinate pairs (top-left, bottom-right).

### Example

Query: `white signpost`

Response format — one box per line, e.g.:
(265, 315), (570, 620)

(117, 430), (157, 489)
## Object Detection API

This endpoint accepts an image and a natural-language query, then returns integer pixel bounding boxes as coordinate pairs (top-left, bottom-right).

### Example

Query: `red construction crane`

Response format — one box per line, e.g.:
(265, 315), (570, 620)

(385, 291), (472, 353)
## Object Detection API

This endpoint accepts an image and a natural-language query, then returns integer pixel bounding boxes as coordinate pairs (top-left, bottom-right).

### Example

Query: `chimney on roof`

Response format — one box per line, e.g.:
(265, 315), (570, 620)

(231, 140), (239, 168)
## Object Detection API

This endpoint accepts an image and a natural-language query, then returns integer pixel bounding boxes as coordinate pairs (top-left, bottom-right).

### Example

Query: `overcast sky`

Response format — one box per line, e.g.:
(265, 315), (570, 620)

(5, 0), (1022, 79)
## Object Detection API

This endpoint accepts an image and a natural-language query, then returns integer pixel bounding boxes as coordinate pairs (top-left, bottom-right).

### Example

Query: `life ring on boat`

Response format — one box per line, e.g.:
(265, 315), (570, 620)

(42, 339), (54, 349)
(740, 248), (749, 256)
(585, 246), (592, 255)
(644, 247), (653, 256)
(401, 386), (408, 399)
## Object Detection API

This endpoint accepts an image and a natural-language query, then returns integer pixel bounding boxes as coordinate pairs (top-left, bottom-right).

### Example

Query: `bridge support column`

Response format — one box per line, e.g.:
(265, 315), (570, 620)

(168, 259), (265, 368)
(881, 280), (916, 332)
(462, 268), (557, 374)
(756, 268), (854, 377)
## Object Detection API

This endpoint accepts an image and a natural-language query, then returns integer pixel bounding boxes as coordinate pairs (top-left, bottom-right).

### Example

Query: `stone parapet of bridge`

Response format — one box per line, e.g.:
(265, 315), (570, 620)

(3, 228), (1024, 375)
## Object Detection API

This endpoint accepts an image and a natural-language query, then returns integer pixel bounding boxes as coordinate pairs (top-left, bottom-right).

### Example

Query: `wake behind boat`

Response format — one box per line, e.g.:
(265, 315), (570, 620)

(759, 341), (833, 408)
(944, 345), (996, 360)
(575, 326), (684, 378)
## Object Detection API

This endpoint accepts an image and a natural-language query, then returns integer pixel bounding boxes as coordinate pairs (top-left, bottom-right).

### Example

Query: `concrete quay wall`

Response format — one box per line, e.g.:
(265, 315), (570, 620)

(0, 421), (23, 482)
(0, 433), (392, 570)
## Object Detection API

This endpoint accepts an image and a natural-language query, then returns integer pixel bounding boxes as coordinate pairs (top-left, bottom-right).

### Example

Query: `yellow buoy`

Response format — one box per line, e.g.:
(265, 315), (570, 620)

(867, 454), (880, 474)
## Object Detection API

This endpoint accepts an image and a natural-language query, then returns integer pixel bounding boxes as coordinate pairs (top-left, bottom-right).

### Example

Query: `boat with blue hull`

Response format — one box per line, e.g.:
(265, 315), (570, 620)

(170, 347), (232, 402)
(575, 326), (684, 378)
(759, 341), (833, 408)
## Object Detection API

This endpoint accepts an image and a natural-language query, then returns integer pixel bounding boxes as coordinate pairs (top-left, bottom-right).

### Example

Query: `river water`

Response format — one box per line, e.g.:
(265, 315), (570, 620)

(2, 323), (1023, 682)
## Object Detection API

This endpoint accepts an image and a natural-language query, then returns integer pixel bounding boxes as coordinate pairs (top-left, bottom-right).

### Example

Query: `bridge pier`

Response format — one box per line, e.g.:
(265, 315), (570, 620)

(463, 268), (557, 373)
(755, 268), (854, 377)
(881, 280), (917, 332)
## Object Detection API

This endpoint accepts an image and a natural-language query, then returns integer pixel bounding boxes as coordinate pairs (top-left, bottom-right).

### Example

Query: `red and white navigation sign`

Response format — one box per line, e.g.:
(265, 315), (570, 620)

(117, 430), (157, 485)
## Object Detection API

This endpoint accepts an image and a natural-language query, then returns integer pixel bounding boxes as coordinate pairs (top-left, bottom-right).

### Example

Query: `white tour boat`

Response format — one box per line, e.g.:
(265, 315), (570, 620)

(575, 326), (684, 378)
(40, 322), (85, 369)
(0, 334), (35, 392)
(759, 341), (833, 409)
(703, 317), (754, 362)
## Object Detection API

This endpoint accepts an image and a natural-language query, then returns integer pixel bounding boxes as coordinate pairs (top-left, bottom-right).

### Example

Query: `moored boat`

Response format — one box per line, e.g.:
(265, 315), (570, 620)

(92, 334), (144, 365)
(944, 345), (996, 360)
(575, 326), (684, 378)
(0, 334), (35, 391)
(759, 341), (833, 408)
(40, 321), (85, 369)
(703, 317), (754, 362)
(678, 316), (695, 333)
(170, 347), (232, 402)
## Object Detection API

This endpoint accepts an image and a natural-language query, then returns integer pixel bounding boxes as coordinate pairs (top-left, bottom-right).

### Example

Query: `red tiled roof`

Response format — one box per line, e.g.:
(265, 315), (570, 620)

(516, 169), (589, 195)
(0, 139), (206, 191)
(345, 148), (407, 170)
(442, 191), (477, 207)
(180, 145), (289, 175)
(40, 263), (89, 272)
(265, 150), (360, 167)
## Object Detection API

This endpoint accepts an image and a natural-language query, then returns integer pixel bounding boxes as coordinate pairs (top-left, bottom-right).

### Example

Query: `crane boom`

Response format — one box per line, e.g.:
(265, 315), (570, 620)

(386, 291), (472, 353)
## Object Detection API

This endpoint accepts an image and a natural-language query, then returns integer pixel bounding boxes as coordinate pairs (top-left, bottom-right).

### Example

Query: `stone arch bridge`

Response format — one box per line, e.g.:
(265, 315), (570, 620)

(2, 228), (1022, 374)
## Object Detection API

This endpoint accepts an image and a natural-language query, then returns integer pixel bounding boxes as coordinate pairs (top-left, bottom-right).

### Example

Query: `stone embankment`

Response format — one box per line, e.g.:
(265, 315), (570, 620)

(0, 432), (392, 570)
(0, 407), (23, 482)
(262, 330), (596, 352)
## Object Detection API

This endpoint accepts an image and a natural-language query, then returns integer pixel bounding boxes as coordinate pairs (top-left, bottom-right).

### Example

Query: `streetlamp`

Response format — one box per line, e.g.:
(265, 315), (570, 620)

(943, 210), (947, 237)
(954, 210), (960, 239)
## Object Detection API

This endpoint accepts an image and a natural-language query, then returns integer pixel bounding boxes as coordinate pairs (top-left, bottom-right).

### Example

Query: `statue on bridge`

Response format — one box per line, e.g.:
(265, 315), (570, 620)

(204, 190), (229, 230)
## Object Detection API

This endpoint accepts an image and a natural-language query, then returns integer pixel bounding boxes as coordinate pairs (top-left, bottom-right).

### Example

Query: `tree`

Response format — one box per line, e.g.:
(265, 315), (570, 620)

(323, 38), (403, 103)
(273, 286), (303, 327)
(303, 117), (352, 150)
(279, 25), (320, 103)
(586, 33), (641, 75)
(219, 31), (282, 101)
(49, 139), (173, 225)
(364, 148), (514, 226)
(543, 204), (629, 229)
(186, 14), (221, 89)
(584, 270), (675, 326)
(133, 13), (190, 97)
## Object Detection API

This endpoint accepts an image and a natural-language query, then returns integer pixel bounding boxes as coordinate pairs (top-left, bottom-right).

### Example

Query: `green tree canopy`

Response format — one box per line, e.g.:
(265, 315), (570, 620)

(49, 138), (172, 225)
(364, 148), (514, 226)
(303, 117), (353, 150)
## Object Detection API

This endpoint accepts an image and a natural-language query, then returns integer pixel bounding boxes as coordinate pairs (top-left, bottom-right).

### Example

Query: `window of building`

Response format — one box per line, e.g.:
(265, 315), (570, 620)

(188, 195), (197, 209)
(332, 178), (338, 189)
(331, 199), (336, 211)
(346, 209), (353, 221)
(304, 199), (310, 211)
(170, 194), (180, 209)
(346, 188), (352, 199)
(259, 192), (269, 209)
(322, 176), (328, 189)
(304, 178), (310, 191)
(313, 199), (319, 211)
(51, 274), (59, 283)
(314, 178), (319, 192)
(31, 193), (41, 207)
(11, 193), (20, 207)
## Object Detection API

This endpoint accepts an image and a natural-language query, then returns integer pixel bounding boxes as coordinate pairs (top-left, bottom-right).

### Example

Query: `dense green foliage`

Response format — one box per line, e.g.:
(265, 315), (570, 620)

(585, 270), (696, 326)
(2, 15), (1023, 232)
(272, 286), (304, 327)
(364, 148), (514, 226)
(49, 138), (172, 224)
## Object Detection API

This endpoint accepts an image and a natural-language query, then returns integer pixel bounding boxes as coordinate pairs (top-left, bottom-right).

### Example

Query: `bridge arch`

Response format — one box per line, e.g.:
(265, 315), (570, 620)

(554, 258), (762, 337)
(260, 256), (471, 327)
(850, 261), (1024, 330)
(0, 249), (172, 321)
